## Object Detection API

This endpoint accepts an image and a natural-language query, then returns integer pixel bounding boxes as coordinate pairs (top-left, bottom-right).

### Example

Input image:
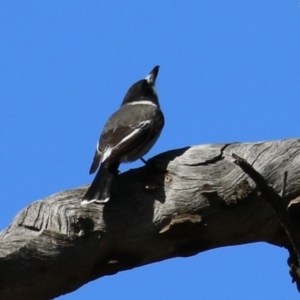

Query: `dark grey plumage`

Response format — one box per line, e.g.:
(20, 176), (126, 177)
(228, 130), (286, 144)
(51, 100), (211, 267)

(81, 66), (164, 205)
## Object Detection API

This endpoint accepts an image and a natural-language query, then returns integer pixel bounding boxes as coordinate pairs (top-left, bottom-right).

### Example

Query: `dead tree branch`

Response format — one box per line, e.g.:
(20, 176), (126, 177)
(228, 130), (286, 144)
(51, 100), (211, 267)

(232, 153), (300, 291)
(1, 139), (300, 299)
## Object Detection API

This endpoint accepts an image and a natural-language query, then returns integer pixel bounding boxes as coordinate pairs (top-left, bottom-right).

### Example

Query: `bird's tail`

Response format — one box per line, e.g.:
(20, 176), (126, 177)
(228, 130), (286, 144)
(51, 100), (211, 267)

(81, 163), (118, 205)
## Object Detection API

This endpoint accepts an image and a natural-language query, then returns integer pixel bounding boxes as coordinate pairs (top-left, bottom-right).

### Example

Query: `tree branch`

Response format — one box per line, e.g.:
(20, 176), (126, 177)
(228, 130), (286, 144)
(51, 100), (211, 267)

(232, 153), (300, 291)
(1, 139), (300, 299)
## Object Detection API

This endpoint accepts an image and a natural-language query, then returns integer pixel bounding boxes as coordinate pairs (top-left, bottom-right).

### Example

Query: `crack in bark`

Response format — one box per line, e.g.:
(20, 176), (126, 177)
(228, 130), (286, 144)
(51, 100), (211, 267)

(187, 143), (232, 166)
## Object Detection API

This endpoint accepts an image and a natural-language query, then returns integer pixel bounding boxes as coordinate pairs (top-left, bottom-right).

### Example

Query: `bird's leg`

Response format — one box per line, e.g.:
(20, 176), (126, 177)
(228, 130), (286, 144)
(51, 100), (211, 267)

(140, 157), (147, 165)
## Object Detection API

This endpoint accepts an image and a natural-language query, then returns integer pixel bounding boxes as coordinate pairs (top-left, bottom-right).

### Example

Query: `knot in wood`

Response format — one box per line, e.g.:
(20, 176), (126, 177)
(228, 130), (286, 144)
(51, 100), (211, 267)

(225, 179), (254, 205)
(164, 173), (172, 183)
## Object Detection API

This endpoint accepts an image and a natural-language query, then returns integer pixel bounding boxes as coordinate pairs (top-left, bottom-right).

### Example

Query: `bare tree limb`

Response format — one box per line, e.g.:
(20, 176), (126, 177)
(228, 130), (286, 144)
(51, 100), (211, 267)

(232, 153), (300, 291)
(1, 139), (300, 300)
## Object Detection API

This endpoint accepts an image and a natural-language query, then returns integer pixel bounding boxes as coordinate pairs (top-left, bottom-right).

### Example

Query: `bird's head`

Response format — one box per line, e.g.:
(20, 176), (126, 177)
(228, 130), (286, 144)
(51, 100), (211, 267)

(121, 66), (160, 106)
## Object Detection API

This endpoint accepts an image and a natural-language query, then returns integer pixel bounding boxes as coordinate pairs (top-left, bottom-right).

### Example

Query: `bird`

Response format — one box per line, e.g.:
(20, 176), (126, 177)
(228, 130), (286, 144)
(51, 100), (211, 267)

(81, 66), (164, 205)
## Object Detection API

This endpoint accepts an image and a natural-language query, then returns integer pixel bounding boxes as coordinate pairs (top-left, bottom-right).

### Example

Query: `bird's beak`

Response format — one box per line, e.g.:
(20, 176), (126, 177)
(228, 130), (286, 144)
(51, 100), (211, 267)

(145, 66), (159, 85)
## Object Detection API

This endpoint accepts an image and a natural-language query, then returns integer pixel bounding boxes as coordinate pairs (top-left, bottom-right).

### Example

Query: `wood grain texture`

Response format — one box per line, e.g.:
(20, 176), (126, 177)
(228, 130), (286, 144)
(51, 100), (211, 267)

(1, 139), (300, 299)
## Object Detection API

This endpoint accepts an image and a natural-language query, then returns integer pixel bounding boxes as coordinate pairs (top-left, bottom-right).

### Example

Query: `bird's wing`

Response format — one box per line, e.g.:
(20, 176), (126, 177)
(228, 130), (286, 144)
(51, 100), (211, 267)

(89, 103), (164, 172)
(88, 118), (152, 174)
(99, 120), (154, 160)
(89, 148), (102, 174)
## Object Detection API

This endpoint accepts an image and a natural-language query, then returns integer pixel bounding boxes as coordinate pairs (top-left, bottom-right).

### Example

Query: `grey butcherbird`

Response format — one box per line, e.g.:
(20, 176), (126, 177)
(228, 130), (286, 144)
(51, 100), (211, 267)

(81, 66), (164, 205)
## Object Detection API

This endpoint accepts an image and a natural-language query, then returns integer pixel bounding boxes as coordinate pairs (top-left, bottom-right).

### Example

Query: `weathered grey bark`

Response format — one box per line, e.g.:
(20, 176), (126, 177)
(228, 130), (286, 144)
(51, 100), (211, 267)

(1, 139), (300, 300)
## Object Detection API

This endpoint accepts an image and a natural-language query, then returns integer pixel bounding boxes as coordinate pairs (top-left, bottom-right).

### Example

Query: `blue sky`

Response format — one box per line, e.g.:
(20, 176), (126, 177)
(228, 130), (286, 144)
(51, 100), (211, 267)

(1, 1), (300, 299)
